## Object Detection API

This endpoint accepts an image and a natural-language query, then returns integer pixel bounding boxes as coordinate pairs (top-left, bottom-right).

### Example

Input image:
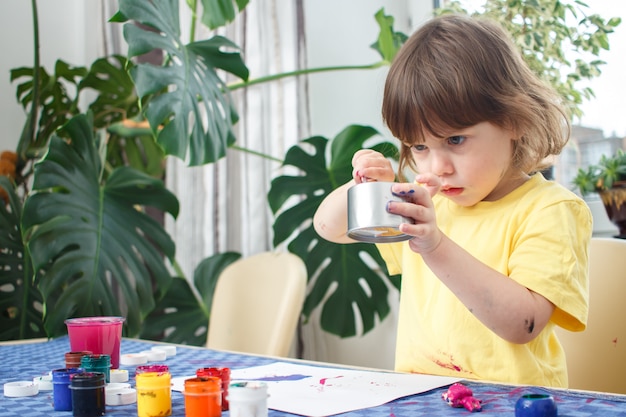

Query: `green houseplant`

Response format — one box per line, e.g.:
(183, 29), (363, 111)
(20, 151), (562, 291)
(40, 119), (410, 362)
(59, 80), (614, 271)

(0, 0), (407, 343)
(573, 149), (626, 238)
(0, 0), (620, 347)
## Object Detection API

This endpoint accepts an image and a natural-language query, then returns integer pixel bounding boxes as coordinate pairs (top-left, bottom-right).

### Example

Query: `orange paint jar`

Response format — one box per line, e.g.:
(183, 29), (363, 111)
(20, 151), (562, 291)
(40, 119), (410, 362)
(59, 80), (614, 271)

(196, 367), (230, 410)
(184, 376), (221, 417)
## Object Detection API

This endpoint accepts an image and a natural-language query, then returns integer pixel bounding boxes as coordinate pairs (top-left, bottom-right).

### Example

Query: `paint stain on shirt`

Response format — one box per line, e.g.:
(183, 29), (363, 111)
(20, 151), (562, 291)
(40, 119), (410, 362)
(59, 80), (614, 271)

(435, 360), (463, 372)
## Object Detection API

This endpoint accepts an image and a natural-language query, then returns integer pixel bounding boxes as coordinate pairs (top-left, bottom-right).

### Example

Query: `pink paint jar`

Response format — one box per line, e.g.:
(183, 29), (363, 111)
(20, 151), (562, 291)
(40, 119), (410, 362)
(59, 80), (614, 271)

(65, 317), (125, 369)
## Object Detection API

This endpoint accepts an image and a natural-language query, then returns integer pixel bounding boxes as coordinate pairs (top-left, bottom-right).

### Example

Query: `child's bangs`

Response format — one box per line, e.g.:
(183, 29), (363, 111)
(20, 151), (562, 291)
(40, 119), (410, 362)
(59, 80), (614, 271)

(405, 91), (488, 145)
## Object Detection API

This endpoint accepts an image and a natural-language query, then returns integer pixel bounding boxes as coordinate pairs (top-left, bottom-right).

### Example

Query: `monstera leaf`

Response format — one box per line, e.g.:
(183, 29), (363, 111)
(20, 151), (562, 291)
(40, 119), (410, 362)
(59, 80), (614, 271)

(21, 114), (180, 338)
(79, 55), (140, 129)
(0, 176), (45, 341)
(268, 125), (401, 337)
(115, 0), (250, 166)
(141, 251), (241, 346)
(197, 0), (250, 30)
(106, 121), (167, 180)
(11, 60), (87, 157)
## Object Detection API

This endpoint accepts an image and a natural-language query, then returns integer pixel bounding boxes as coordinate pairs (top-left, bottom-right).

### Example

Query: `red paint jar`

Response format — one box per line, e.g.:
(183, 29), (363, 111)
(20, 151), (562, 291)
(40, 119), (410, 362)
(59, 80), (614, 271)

(196, 367), (230, 410)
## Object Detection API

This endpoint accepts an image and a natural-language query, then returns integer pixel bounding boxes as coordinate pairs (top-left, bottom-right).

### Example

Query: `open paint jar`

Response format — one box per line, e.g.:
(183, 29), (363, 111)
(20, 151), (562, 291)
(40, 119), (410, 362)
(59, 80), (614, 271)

(65, 317), (125, 369)
(347, 181), (413, 243)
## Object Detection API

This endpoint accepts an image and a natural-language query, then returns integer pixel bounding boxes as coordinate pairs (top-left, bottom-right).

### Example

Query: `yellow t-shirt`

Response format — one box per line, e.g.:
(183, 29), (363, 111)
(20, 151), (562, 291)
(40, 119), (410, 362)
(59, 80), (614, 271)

(377, 173), (592, 387)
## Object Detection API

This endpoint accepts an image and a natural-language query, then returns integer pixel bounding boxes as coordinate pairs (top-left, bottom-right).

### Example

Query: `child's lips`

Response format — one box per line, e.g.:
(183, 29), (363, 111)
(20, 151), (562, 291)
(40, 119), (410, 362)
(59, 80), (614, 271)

(441, 186), (463, 196)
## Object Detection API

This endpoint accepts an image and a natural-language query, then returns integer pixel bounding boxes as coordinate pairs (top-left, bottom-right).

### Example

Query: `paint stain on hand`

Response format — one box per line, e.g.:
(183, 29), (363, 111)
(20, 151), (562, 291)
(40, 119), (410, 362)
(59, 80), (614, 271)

(524, 318), (535, 334)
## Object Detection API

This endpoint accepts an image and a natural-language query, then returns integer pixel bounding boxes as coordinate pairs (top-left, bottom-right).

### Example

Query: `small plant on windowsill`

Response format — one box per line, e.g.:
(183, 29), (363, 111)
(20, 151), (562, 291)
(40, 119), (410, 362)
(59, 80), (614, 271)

(573, 148), (626, 238)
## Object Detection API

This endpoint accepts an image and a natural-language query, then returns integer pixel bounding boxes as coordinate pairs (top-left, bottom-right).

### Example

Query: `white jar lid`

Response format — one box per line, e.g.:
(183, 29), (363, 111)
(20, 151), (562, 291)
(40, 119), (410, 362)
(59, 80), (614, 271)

(151, 345), (176, 357)
(110, 369), (129, 383)
(4, 381), (39, 397)
(105, 387), (137, 406)
(120, 353), (148, 366)
(141, 349), (166, 362)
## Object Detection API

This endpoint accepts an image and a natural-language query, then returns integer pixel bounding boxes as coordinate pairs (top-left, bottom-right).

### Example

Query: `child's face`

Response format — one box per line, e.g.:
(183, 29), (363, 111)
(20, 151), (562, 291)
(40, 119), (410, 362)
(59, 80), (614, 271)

(409, 122), (522, 206)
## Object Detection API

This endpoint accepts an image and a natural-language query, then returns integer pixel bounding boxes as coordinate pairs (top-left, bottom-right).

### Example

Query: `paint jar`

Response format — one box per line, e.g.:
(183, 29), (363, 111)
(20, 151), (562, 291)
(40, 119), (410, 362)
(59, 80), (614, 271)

(136, 368), (172, 417)
(196, 367), (231, 410)
(52, 368), (85, 411)
(184, 376), (222, 417)
(65, 351), (93, 369)
(136, 364), (169, 375)
(515, 393), (557, 417)
(227, 381), (269, 417)
(65, 316), (125, 369)
(80, 354), (111, 383)
(70, 372), (106, 417)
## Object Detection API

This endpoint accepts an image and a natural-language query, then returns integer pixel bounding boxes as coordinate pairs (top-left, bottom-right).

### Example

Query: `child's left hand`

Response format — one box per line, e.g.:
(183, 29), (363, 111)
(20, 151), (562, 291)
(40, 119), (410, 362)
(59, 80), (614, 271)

(387, 173), (443, 254)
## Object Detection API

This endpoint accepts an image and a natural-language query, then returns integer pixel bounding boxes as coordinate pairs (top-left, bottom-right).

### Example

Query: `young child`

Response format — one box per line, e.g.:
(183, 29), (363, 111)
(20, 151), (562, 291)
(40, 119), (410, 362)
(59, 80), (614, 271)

(313, 14), (591, 388)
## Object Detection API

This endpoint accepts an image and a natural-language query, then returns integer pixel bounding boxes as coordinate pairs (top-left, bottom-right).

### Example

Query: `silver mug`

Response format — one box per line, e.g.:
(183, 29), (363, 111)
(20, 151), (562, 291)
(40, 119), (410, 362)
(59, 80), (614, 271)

(347, 181), (413, 243)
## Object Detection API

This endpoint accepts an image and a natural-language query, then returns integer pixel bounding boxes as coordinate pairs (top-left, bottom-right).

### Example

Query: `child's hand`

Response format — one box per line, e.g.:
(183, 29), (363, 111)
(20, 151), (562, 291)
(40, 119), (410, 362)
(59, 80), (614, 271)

(388, 174), (443, 254)
(352, 149), (395, 183)
(414, 172), (441, 198)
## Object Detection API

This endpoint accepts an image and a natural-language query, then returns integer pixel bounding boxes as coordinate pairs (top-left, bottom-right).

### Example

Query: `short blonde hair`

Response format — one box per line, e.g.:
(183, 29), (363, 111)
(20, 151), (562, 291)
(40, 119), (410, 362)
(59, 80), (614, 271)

(382, 14), (570, 180)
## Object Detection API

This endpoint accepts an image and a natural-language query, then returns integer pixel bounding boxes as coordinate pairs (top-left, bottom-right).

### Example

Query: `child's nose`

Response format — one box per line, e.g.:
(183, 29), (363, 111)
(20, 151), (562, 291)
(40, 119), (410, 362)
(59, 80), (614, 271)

(430, 152), (453, 176)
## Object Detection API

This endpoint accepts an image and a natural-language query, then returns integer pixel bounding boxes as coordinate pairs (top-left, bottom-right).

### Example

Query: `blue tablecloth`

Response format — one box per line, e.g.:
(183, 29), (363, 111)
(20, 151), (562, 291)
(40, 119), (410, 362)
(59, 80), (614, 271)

(2, 337), (625, 416)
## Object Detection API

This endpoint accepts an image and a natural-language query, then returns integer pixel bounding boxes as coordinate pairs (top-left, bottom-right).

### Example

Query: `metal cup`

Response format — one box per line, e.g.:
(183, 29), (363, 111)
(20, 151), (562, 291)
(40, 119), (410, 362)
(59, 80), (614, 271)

(347, 181), (413, 243)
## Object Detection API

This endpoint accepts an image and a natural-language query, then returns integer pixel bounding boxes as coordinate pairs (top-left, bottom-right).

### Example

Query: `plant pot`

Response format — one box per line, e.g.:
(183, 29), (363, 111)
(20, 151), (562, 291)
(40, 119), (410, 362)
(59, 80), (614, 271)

(599, 185), (626, 239)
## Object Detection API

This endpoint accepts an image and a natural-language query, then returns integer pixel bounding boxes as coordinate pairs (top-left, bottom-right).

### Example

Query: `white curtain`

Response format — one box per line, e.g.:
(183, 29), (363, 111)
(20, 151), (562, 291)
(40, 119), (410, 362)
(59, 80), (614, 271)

(167, 0), (310, 281)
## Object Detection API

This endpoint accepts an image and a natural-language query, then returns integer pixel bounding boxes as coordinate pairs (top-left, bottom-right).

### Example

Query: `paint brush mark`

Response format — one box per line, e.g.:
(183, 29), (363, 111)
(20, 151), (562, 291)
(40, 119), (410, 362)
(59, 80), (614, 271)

(525, 318), (535, 334)
(319, 375), (343, 386)
(317, 375), (344, 393)
(249, 374), (310, 382)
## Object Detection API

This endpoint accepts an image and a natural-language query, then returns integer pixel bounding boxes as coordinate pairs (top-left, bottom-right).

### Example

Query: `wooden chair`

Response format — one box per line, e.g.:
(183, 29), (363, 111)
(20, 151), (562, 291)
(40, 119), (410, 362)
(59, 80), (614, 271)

(206, 251), (307, 357)
(555, 237), (626, 394)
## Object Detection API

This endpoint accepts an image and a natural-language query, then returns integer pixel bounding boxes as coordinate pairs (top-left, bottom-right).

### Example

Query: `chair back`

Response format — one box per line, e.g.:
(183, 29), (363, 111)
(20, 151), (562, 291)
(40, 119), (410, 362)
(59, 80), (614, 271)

(555, 237), (626, 394)
(206, 251), (307, 357)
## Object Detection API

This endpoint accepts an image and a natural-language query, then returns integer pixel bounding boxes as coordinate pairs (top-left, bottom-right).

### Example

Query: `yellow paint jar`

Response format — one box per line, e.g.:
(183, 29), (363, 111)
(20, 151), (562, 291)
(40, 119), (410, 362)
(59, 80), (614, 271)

(136, 370), (172, 417)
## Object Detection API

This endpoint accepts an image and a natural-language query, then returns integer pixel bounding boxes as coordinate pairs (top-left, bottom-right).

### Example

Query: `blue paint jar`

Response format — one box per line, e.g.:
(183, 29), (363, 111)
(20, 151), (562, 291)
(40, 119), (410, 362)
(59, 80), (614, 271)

(70, 372), (106, 417)
(52, 367), (84, 411)
(515, 393), (557, 417)
(80, 354), (111, 383)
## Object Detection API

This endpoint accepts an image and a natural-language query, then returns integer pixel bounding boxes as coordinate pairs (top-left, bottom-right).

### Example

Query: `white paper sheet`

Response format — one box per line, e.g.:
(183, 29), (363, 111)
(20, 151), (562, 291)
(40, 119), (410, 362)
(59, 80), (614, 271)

(171, 362), (459, 416)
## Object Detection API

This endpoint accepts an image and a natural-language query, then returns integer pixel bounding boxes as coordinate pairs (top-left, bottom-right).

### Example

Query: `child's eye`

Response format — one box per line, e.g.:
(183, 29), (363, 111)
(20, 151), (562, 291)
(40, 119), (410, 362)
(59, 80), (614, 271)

(447, 136), (466, 145)
(412, 144), (427, 152)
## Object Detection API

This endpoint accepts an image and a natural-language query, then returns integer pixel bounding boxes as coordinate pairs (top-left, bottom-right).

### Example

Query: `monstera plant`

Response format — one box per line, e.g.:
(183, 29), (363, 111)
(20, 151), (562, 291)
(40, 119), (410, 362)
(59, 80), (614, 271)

(268, 126), (401, 337)
(0, 0), (406, 343)
(0, 0), (252, 340)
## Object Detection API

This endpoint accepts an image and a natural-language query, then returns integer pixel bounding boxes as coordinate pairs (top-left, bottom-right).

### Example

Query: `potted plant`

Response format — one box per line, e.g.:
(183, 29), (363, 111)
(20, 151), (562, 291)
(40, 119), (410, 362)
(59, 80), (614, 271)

(573, 149), (626, 238)
(0, 0), (406, 344)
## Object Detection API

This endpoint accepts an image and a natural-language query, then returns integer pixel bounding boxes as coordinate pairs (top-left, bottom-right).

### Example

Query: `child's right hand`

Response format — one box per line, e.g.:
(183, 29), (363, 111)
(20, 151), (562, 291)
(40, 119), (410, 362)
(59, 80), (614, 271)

(352, 149), (396, 183)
